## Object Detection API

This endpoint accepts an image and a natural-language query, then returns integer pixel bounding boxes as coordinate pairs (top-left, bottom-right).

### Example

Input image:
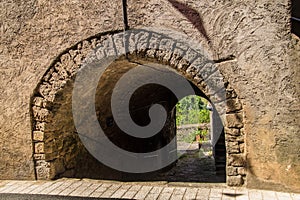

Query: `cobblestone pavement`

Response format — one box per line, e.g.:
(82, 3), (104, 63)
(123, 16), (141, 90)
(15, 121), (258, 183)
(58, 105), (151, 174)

(0, 179), (299, 200)
(156, 142), (225, 183)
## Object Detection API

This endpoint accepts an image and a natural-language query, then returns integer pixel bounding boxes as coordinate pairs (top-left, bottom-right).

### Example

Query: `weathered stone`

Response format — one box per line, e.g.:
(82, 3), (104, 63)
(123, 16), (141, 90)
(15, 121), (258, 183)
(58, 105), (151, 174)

(236, 136), (245, 143)
(158, 50), (173, 64)
(225, 128), (240, 136)
(174, 42), (188, 56)
(239, 143), (245, 153)
(33, 131), (44, 141)
(228, 154), (246, 167)
(237, 167), (247, 175)
(226, 89), (237, 99)
(227, 142), (240, 154)
(159, 38), (175, 51)
(226, 98), (242, 113)
(227, 175), (244, 186)
(33, 97), (44, 107)
(50, 159), (65, 178)
(227, 166), (238, 176)
(145, 49), (156, 58)
(34, 143), (44, 154)
(136, 31), (151, 52)
(149, 33), (162, 49)
(32, 106), (52, 122)
(186, 65), (199, 78)
(38, 83), (52, 99)
(226, 135), (244, 144)
(226, 113), (244, 128)
(0, 0), (299, 193)
(112, 33), (126, 56)
(60, 169), (76, 177)
(199, 62), (217, 81)
(36, 166), (50, 180)
(34, 154), (45, 160)
(177, 59), (190, 71)
(35, 160), (50, 167)
(35, 122), (46, 132)
(44, 141), (56, 154)
(169, 54), (182, 67)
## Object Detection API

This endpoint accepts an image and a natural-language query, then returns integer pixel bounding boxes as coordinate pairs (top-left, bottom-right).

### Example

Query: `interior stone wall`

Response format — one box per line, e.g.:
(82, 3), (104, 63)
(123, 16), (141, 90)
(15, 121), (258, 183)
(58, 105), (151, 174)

(0, 0), (299, 192)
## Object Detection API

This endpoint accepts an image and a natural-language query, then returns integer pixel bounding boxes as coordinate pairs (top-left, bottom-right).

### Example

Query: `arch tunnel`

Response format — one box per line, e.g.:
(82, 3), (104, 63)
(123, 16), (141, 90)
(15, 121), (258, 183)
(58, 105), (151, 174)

(32, 56), (226, 183)
(31, 29), (245, 185)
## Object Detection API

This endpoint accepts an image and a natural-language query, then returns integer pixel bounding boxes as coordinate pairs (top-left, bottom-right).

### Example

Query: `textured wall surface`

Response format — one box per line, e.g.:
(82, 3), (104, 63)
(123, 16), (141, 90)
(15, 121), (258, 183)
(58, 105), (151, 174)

(0, 0), (123, 180)
(0, 0), (299, 192)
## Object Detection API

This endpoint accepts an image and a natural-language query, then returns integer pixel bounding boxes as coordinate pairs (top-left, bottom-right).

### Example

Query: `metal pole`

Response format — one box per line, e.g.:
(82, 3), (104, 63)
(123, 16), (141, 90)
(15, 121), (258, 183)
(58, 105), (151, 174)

(292, 16), (300, 22)
(122, 0), (129, 31)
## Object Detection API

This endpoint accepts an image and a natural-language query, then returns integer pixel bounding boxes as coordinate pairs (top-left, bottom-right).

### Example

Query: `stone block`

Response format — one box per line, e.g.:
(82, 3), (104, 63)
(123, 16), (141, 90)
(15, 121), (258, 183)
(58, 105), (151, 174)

(35, 142), (44, 154)
(32, 106), (52, 122)
(236, 136), (245, 143)
(102, 36), (116, 57)
(183, 48), (198, 62)
(35, 122), (46, 131)
(112, 32), (126, 56)
(239, 143), (245, 153)
(228, 154), (245, 167)
(226, 89), (237, 99)
(227, 142), (240, 154)
(177, 59), (190, 71)
(148, 33), (162, 49)
(225, 128), (240, 136)
(33, 97), (44, 107)
(36, 166), (50, 180)
(34, 154), (45, 160)
(186, 65), (200, 77)
(226, 98), (242, 113)
(33, 131), (44, 141)
(35, 160), (50, 167)
(174, 42), (188, 56)
(227, 166), (238, 176)
(237, 167), (247, 175)
(136, 31), (151, 52)
(227, 175), (244, 186)
(199, 62), (217, 80)
(169, 54), (182, 67)
(144, 49), (155, 58)
(38, 83), (52, 99)
(159, 38), (174, 51)
(226, 113), (243, 128)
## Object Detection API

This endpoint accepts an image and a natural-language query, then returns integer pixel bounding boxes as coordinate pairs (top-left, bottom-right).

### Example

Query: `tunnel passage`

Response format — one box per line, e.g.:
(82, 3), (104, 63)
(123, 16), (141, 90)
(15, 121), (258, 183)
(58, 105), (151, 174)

(31, 29), (246, 186)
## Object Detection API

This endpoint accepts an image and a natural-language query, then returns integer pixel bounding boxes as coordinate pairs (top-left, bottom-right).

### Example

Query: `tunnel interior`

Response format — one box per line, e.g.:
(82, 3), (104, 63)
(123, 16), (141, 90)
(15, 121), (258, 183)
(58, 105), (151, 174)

(38, 57), (226, 183)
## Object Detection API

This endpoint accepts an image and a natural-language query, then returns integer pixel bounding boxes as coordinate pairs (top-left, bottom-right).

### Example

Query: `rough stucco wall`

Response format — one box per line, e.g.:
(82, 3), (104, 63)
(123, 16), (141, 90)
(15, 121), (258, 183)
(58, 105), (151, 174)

(0, 0), (299, 192)
(127, 0), (299, 192)
(0, 0), (123, 179)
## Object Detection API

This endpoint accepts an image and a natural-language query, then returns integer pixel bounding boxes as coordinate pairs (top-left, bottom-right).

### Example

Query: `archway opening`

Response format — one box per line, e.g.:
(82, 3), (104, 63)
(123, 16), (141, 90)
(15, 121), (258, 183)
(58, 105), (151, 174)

(31, 30), (246, 186)
(156, 95), (227, 183)
(32, 57), (226, 183)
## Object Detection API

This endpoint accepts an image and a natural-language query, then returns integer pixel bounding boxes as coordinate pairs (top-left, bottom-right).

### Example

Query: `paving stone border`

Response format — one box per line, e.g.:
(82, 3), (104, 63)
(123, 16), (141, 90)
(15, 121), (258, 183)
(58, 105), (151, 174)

(0, 179), (299, 200)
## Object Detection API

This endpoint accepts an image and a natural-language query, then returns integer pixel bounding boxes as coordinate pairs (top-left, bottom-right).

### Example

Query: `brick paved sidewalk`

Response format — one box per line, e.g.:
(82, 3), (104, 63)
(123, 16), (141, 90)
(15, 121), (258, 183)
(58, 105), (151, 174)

(0, 179), (299, 200)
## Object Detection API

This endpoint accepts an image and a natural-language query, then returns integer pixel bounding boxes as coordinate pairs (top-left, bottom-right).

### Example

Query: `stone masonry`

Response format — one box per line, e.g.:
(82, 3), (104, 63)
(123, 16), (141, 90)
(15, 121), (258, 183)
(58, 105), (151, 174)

(0, 0), (299, 193)
(30, 29), (245, 184)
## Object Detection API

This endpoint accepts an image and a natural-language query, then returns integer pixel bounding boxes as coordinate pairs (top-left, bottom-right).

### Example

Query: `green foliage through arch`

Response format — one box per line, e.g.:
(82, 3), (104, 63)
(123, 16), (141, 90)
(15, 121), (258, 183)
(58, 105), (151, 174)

(176, 95), (210, 126)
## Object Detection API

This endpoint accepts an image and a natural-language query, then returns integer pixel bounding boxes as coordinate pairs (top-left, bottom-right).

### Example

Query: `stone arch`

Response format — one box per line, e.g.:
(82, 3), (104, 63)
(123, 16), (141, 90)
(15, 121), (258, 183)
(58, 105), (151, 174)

(31, 29), (246, 186)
